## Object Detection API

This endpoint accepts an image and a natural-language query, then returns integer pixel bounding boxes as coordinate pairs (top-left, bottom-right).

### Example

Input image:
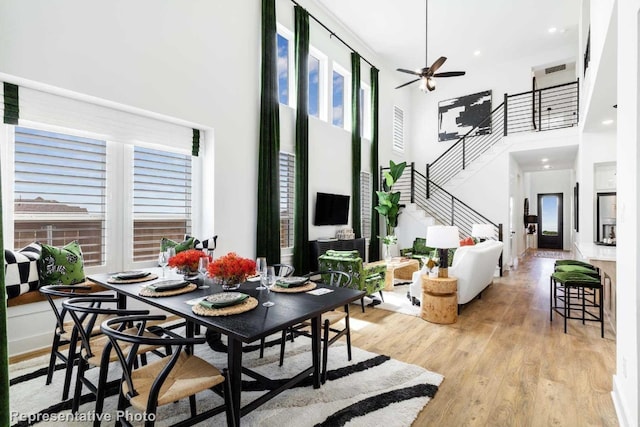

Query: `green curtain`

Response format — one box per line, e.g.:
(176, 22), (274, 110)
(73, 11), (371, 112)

(350, 53), (362, 238)
(256, 0), (281, 264)
(3, 82), (18, 124)
(0, 164), (8, 425)
(192, 129), (200, 157)
(292, 6), (310, 274)
(369, 67), (380, 261)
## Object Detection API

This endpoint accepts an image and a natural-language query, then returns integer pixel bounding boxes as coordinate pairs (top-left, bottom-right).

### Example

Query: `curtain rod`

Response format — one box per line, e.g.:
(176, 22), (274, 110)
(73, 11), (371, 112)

(290, 0), (376, 69)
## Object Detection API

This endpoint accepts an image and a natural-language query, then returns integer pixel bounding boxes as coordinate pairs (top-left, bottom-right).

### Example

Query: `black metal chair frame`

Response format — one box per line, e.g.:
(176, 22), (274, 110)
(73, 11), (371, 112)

(101, 314), (235, 427)
(39, 285), (113, 400)
(279, 270), (353, 384)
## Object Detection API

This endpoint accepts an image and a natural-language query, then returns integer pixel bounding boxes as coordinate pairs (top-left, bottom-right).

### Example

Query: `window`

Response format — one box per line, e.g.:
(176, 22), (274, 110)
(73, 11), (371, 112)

(393, 106), (405, 152)
(133, 147), (192, 262)
(360, 84), (371, 139)
(332, 70), (345, 127)
(277, 33), (290, 105)
(308, 55), (320, 118)
(279, 152), (295, 248)
(13, 127), (106, 266)
(360, 171), (371, 239)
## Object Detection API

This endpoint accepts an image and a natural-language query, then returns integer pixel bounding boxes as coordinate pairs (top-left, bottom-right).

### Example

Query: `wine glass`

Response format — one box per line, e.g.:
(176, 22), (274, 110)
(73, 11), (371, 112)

(262, 266), (276, 307)
(198, 257), (210, 289)
(158, 251), (168, 278)
(165, 247), (176, 277)
(256, 257), (267, 290)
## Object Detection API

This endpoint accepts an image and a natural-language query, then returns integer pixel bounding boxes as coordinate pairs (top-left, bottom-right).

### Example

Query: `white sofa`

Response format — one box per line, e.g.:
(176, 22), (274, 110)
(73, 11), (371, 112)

(410, 240), (504, 307)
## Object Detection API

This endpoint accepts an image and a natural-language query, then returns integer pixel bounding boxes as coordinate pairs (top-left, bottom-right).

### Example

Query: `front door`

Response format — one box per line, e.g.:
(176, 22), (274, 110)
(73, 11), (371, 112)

(537, 193), (563, 249)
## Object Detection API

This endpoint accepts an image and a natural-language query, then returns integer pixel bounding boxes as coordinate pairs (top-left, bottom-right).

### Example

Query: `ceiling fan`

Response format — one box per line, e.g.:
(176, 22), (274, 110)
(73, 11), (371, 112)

(395, 0), (466, 91)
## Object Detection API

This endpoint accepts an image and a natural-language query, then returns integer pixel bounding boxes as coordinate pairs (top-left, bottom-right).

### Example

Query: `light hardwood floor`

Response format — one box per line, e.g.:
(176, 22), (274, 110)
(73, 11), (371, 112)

(350, 250), (618, 426)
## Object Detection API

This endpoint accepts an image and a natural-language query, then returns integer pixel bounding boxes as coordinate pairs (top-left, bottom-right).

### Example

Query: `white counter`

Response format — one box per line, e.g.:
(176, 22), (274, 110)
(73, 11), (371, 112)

(574, 242), (617, 261)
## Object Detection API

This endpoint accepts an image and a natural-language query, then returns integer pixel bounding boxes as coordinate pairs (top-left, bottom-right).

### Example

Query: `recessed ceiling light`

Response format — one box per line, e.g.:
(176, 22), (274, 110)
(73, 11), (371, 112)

(543, 165), (551, 169)
(473, 50), (481, 56)
(541, 158), (549, 162)
(602, 119), (614, 125)
(548, 27), (557, 33)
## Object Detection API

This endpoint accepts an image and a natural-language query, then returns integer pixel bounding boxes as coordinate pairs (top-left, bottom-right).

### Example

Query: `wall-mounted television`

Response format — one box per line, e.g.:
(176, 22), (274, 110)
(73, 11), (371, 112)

(314, 192), (350, 225)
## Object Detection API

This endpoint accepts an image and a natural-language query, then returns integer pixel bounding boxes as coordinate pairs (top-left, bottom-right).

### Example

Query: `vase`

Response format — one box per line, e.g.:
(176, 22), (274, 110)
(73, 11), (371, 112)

(383, 244), (392, 261)
(214, 276), (243, 291)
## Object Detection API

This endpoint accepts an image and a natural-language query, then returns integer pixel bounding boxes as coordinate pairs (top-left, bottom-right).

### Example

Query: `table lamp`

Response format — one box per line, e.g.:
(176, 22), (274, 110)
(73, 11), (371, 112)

(471, 224), (495, 241)
(426, 225), (460, 278)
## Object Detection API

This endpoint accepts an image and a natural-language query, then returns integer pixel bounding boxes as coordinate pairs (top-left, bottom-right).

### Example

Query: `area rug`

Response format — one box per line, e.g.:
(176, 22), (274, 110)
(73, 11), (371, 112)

(9, 334), (442, 427)
(377, 285), (421, 317)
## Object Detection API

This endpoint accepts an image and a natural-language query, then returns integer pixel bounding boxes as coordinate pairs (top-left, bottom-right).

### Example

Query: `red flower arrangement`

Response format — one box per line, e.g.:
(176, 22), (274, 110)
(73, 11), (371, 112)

(168, 249), (211, 273)
(207, 252), (256, 284)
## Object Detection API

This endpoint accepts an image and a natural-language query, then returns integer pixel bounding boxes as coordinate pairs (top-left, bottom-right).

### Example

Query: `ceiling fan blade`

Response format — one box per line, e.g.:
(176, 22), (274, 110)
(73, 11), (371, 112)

(395, 78), (421, 89)
(397, 68), (422, 76)
(433, 71), (466, 77)
(427, 56), (447, 75)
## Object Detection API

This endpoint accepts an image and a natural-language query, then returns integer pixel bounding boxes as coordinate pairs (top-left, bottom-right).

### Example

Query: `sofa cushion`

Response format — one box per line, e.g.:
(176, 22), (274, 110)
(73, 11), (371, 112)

(160, 236), (196, 253)
(185, 234), (217, 251)
(324, 250), (360, 258)
(460, 237), (475, 246)
(37, 241), (86, 286)
(4, 242), (42, 299)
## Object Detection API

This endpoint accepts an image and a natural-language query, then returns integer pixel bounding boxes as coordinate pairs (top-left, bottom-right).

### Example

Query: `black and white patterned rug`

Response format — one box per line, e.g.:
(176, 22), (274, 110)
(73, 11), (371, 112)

(9, 334), (442, 426)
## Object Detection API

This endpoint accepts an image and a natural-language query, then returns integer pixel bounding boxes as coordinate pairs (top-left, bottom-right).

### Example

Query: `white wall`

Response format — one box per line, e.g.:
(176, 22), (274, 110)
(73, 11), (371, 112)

(612, 1), (640, 425)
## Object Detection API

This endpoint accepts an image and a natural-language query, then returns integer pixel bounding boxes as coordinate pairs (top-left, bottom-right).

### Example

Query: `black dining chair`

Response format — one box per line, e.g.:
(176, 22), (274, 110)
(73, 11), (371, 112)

(101, 314), (235, 427)
(278, 270), (353, 384)
(63, 296), (168, 426)
(39, 284), (113, 400)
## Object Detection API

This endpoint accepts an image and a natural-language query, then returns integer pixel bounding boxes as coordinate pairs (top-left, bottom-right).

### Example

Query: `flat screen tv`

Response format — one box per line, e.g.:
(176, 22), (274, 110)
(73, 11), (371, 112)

(314, 192), (350, 225)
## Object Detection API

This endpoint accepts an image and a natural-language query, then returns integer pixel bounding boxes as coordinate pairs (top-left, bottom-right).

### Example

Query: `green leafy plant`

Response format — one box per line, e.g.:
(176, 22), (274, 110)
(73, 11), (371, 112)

(375, 160), (407, 236)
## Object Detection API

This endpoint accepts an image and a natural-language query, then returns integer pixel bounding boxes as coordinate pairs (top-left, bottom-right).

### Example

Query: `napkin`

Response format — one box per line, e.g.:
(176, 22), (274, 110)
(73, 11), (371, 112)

(146, 280), (189, 292)
(115, 271), (151, 280)
(199, 293), (249, 308)
(276, 276), (309, 288)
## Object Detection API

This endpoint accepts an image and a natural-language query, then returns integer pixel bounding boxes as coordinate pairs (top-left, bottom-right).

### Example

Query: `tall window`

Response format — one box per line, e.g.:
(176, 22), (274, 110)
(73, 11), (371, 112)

(13, 127), (106, 266)
(393, 106), (405, 152)
(360, 171), (371, 239)
(308, 55), (320, 118)
(277, 33), (290, 105)
(332, 70), (345, 127)
(133, 147), (192, 261)
(279, 152), (295, 248)
(360, 84), (371, 139)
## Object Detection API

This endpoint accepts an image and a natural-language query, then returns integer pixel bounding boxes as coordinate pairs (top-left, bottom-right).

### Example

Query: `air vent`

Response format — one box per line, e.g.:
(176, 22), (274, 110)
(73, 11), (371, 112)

(545, 64), (566, 74)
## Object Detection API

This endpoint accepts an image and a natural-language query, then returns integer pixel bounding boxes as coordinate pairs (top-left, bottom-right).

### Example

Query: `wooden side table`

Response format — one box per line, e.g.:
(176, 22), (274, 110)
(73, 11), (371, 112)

(367, 258), (420, 291)
(421, 275), (458, 324)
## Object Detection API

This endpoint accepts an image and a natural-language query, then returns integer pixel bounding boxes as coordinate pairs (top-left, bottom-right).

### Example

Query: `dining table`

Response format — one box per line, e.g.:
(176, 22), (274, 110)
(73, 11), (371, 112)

(88, 269), (365, 426)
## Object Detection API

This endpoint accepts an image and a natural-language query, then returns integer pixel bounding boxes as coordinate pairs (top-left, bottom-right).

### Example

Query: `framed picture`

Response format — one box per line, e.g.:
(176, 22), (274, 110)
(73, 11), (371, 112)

(438, 90), (492, 142)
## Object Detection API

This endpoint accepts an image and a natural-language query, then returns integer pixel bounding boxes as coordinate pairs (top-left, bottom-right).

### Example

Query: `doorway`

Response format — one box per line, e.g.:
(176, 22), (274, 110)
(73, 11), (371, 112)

(537, 193), (563, 249)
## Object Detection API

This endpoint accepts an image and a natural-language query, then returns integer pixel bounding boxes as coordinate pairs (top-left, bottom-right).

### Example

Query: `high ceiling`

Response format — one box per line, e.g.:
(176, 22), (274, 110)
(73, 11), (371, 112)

(314, 0), (580, 74)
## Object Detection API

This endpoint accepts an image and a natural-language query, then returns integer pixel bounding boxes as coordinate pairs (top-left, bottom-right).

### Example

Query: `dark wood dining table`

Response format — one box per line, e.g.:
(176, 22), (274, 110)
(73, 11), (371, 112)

(88, 271), (365, 426)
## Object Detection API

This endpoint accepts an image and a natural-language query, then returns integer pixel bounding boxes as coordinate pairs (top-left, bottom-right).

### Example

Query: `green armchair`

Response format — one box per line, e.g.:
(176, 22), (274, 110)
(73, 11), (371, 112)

(318, 250), (386, 312)
(400, 238), (436, 266)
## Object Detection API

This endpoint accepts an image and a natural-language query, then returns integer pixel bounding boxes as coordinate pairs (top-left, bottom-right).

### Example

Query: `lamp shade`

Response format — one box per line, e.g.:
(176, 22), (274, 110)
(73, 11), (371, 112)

(426, 226), (460, 249)
(471, 224), (495, 238)
(524, 215), (538, 224)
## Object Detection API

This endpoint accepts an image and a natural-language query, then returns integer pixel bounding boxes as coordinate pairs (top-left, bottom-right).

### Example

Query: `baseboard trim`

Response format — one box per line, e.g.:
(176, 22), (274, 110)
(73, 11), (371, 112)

(612, 374), (631, 427)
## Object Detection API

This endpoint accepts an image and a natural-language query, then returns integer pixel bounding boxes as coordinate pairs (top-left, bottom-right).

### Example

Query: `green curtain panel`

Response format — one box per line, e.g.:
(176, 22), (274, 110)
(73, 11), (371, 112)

(351, 53), (362, 238)
(3, 82), (19, 124)
(293, 6), (310, 274)
(192, 129), (200, 157)
(0, 164), (8, 425)
(256, 0), (281, 264)
(369, 67), (380, 261)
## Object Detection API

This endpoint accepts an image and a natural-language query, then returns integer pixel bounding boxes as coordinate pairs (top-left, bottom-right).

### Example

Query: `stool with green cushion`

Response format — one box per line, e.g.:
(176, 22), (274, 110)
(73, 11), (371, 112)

(554, 264), (601, 277)
(318, 250), (386, 313)
(554, 259), (596, 269)
(550, 271), (604, 338)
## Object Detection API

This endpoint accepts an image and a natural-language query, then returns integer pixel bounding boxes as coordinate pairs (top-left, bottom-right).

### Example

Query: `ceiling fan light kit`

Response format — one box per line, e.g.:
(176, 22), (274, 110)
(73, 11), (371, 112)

(396, 0), (466, 92)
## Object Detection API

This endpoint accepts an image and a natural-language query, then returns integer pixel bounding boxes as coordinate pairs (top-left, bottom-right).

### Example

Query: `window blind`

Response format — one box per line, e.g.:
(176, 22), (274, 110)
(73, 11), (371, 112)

(13, 127), (106, 266)
(279, 152), (295, 248)
(393, 105), (404, 152)
(360, 171), (371, 239)
(133, 146), (192, 262)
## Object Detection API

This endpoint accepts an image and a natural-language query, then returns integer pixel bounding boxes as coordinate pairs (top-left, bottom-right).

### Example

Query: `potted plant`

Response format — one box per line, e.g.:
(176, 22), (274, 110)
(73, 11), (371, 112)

(375, 160), (407, 259)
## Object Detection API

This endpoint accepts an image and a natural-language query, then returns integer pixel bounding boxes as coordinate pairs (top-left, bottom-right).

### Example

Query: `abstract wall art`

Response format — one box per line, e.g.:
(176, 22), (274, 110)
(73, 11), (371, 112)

(438, 90), (492, 142)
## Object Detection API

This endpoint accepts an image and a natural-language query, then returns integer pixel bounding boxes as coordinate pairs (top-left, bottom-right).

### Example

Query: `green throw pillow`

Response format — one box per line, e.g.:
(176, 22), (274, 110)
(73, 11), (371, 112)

(160, 237), (196, 253)
(37, 241), (85, 286)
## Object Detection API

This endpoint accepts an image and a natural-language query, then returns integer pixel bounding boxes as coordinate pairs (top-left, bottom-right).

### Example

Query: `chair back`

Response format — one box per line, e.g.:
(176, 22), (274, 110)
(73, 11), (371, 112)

(62, 296), (148, 360)
(39, 285), (111, 335)
(273, 263), (295, 277)
(305, 270), (352, 287)
(101, 315), (206, 404)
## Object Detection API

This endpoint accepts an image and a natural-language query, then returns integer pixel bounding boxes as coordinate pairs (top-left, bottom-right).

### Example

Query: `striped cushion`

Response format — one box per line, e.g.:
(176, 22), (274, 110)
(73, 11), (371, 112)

(4, 242), (42, 299)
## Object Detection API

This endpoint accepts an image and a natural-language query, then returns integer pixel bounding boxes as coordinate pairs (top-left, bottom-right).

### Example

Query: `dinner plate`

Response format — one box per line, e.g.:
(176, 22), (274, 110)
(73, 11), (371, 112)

(202, 292), (248, 308)
(147, 279), (189, 292)
(276, 276), (309, 288)
(114, 270), (150, 280)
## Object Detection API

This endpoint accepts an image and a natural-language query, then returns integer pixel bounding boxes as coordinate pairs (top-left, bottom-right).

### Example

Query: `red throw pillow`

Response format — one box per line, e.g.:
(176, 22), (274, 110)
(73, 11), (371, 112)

(460, 237), (475, 246)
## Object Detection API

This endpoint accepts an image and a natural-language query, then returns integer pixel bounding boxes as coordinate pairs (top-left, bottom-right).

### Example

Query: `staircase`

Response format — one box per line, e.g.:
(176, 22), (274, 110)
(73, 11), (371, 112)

(383, 80), (579, 253)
